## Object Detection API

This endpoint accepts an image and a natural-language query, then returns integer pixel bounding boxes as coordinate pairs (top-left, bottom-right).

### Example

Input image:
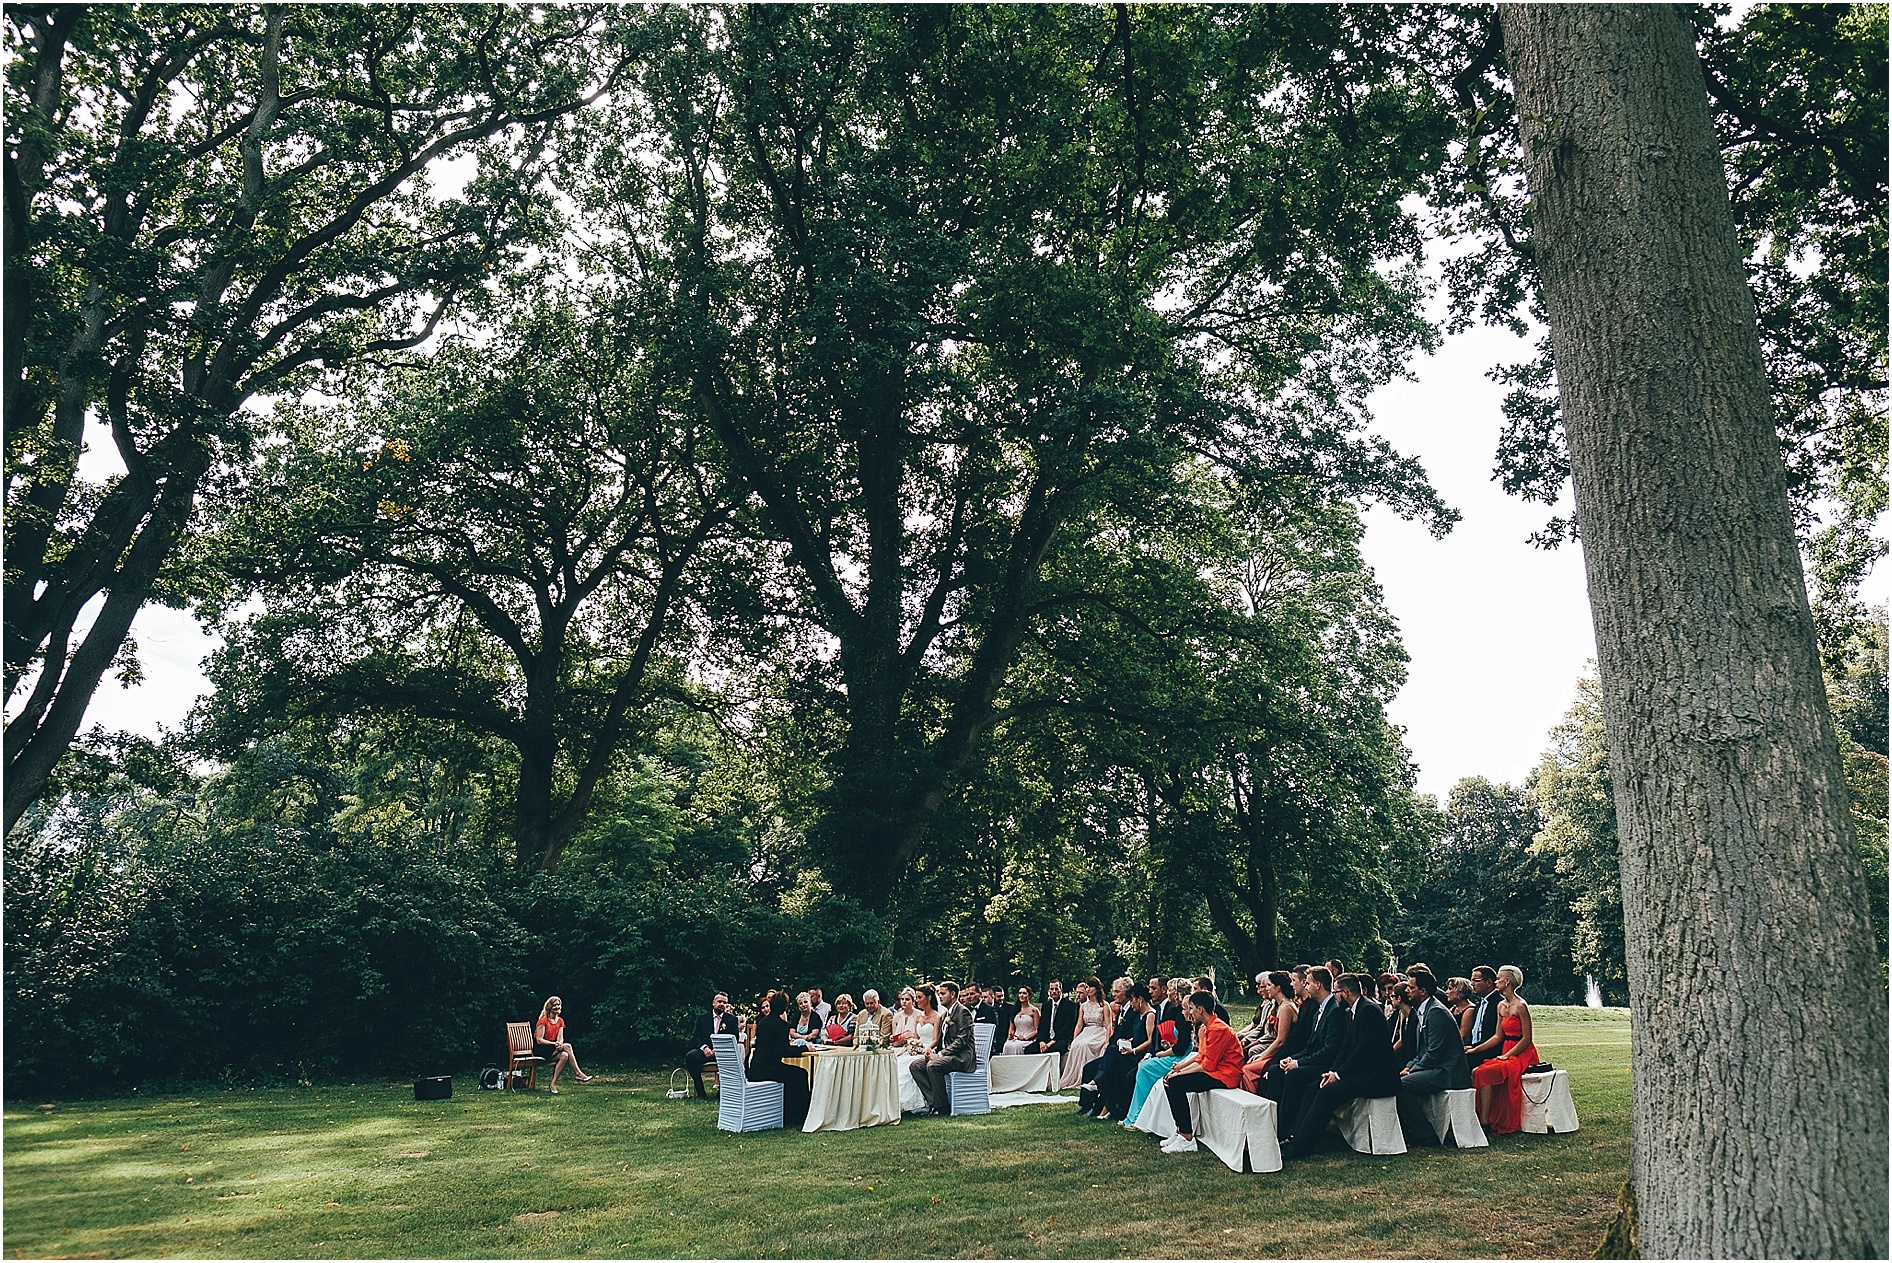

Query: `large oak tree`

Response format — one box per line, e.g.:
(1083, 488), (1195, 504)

(1500, 6), (1886, 1255)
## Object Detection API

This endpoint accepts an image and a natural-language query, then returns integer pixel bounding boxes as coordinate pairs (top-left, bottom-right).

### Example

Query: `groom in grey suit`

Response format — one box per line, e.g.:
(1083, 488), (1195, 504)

(911, 981), (977, 1115)
(1397, 970), (1474, 1144)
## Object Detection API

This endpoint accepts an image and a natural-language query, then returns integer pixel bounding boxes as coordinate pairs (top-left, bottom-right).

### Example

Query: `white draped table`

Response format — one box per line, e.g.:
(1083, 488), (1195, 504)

(988, 1052), (1061, 1095)
(801, 1048), (903, 1133)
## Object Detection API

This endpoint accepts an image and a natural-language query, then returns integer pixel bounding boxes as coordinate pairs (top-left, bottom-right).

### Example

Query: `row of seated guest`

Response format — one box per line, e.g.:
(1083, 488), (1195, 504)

(1072, 974), (1226, 1122)
(1175, 960), (1537, 1157)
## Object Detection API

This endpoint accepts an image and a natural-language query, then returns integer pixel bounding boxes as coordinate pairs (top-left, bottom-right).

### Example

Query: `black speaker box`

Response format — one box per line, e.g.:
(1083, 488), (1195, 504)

(414, 1076), (452, 1100)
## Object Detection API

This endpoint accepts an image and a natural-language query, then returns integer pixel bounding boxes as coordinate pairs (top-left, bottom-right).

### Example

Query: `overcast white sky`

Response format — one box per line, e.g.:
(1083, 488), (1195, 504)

(75, 298), (1885, 807)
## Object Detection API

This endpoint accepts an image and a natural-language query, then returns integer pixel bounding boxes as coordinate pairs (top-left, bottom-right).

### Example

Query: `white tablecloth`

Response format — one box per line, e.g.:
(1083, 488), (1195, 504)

(988, 1053), (1060, 1095)
(1133, 1084), (1282, 1173)
(802, 1050), (902, 1133)
(1521, 1070), (1579, 1134)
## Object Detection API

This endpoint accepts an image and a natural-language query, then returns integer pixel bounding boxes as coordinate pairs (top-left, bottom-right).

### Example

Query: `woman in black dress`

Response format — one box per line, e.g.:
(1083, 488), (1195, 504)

(747, 992), (811, 1127)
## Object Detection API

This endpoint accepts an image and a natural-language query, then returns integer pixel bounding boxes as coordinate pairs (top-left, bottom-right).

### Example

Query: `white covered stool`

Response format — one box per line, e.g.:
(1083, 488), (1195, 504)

(1521, 1070), (1579, 1134)
(1131, 1086), (1281, 1173)
(1418, 1088), (1488, 1148)
(1331, 1095), (1407, 1155)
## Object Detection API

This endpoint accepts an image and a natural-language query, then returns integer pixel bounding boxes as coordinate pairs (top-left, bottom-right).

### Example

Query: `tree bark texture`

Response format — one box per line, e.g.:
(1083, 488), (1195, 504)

(1501, 6), (1886, 1257)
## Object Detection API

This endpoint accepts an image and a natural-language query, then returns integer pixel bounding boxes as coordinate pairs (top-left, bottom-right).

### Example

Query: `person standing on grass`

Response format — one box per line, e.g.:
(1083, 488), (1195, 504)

(535, 996), (594, 1093)
(1156, 990), (1244, 1153)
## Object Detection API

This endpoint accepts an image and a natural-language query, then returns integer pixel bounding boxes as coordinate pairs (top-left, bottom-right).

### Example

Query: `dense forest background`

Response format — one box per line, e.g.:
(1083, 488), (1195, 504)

(7, 4), (1884, 1093)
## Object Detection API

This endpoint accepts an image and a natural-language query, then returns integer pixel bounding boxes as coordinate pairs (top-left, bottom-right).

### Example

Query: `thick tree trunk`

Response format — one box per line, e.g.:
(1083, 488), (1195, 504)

(1501, 7), (1887, 1256)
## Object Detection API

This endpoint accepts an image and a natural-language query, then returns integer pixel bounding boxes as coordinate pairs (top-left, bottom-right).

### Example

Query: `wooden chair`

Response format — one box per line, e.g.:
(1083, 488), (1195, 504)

(505, 1022), (548, 1089)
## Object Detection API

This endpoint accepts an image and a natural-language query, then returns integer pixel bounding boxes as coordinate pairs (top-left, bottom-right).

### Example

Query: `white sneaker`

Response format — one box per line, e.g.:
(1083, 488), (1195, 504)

(1160, 1134), (1198, 1153)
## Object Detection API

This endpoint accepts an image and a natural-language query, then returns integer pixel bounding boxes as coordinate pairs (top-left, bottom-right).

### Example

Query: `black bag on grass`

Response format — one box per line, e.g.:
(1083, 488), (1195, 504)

(414, 1076), (452, 1100)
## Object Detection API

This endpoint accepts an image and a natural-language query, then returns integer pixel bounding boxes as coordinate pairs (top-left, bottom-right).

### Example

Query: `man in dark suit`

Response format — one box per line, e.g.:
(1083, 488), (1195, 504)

(1283, 974), (1401, 1160)
(912, 981), (978, 1115)
(1464, 965), (1504, 1069)
(1268, 966), (1348, 1134)
(1396, 970), (1475, 1144)
(683, 991), (736, 1099)
(1036, 980), (1079, 1057)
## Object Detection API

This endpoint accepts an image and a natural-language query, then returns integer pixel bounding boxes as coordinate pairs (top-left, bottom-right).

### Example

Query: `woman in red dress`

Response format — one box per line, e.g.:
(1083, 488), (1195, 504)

(1470, 965), (1536, 1135)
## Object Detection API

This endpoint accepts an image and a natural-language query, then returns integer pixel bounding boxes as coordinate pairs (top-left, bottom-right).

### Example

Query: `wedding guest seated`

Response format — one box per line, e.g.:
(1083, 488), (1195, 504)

(1464, 965), (1504, 1068)
(1471, 965), (1537, 1135)
(1267, 967), (1346, 1136)
(1124, 978), (1195, 1127)
(1445, 976), (1477, 1042)
(1078, 977), (1134, 1113)
(1001, 985), (1041, 1055)
(1098, 982), (1156, 1121)
(1388, 978), (1415, 1061)
(1058, 977), (1111, 1089)
(1283, 974), (1398, 1161)
(1239, 971), (1301, 1094)
(1191, 976), (1231, 1022)
(1396, 968), (1474, 1145)
(911, 981), (977, 1116)
(790, 991), (824, 1047)
(534, 996), (595, 1093)
(826, 993), (858, 1045)
(748, 992), (811, 1127)
(1236, 973), (1272, 1052)
(857, 989), (895, 1046)
(684, 991), (737, 1099)
(1155, 989), (1245, 1154)
(1037, 980), (1079, 1058)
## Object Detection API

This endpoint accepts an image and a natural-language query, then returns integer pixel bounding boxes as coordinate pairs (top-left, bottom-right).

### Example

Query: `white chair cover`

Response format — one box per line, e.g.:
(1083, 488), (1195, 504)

(711, 1034), (783, 1133)
(1521, 1070), (1580, 1134)
(1333, 1095), (1407, 1155)
(1418, 1088), (1489, 1148)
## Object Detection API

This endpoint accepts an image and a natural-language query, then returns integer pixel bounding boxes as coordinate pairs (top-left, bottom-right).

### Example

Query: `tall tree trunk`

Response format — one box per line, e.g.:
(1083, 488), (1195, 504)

(1501, 7), (1887, 1256)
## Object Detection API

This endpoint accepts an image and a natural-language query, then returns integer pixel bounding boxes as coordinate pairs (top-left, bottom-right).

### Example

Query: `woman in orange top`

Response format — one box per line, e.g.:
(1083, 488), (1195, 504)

(535, 996), (595, 1093)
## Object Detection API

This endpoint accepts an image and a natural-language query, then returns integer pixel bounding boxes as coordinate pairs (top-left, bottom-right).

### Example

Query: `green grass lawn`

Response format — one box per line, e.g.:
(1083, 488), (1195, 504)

(5, 1006), (1631, 1259)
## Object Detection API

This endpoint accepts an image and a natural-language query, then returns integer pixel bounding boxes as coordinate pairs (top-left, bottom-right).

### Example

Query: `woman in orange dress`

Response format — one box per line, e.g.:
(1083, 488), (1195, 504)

(1470, 965), (1537, 1134)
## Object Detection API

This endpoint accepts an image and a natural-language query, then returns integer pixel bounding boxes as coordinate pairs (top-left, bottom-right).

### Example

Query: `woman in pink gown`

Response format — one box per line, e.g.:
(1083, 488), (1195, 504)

(1057, 978), (1110, 1089)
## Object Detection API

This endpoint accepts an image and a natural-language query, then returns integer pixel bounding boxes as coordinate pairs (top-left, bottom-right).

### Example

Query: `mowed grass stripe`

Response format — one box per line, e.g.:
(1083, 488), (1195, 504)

(5, 1008), (1631, 1259)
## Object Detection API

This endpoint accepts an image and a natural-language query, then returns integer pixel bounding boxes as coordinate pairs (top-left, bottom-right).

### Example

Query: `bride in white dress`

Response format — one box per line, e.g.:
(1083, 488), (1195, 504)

(896, 986), (941, 1114)
(1001, 985), (1040, 1056)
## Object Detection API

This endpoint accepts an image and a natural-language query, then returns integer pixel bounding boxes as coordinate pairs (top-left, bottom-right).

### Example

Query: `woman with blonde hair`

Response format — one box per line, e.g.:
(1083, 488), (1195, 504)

(1470, 965), (1538, 1134)
(534, 996), (594, 1093)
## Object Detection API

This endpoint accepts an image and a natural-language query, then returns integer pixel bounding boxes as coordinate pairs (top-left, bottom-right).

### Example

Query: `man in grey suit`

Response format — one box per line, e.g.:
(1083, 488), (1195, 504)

(1397, 969), (1475, 1145)
(911, 980), (977, 1115)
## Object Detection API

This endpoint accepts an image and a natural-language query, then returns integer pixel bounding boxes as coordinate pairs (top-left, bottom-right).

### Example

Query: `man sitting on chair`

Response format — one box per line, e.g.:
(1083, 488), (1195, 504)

(1283, 973), (1399, 1160)
(684, 991), (737, 1099)
(1396, 969), (1474, 1145)
(1036, 980), (1079, 1058)
(911, 981), (977, 1116)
